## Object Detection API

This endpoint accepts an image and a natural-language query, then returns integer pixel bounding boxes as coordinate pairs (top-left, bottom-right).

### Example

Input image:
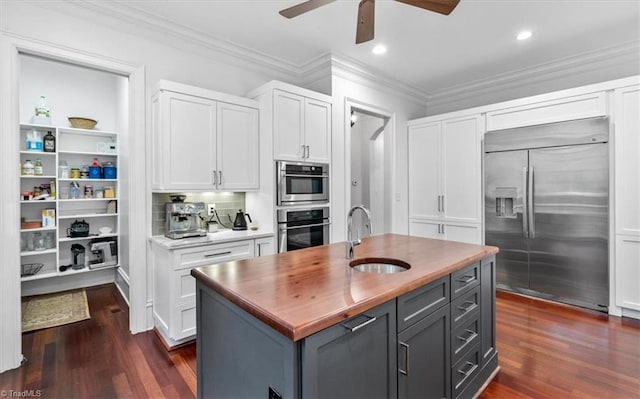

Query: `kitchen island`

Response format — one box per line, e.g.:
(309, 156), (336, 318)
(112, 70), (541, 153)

(191, 234), (499, 398)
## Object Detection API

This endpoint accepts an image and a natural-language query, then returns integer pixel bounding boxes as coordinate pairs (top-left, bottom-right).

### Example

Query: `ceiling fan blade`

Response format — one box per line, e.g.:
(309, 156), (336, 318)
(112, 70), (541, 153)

(279, 0), (336, 18)
(355, 0), (375, 44)
(394, 0), (460, 15)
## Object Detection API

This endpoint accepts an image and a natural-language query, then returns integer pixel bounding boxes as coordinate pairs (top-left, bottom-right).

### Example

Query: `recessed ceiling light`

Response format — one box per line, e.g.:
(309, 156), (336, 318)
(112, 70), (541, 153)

(372, 44), (387, 55)
(516, 30), (533, 41)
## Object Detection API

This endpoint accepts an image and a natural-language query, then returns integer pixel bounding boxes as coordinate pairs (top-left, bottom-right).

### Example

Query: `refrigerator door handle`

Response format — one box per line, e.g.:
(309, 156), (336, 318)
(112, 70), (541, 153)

(528, 165), (535, 238)
(522, 166), (529, 238)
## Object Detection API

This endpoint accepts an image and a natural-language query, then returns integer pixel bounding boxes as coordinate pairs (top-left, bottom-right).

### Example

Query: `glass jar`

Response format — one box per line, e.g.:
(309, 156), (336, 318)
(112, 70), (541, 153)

(32, 232), (45, 251)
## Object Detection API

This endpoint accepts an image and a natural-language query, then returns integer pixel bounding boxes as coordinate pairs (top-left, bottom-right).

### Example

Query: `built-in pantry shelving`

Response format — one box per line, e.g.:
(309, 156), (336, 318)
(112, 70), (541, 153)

(19, 123), (120, 282)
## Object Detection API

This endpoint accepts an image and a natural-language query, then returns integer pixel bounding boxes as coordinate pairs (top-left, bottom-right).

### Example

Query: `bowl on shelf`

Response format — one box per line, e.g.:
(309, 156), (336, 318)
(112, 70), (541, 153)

(99, 226), (112, 235)
(21, 263), (44, 277)
(68, 117), (98, 129)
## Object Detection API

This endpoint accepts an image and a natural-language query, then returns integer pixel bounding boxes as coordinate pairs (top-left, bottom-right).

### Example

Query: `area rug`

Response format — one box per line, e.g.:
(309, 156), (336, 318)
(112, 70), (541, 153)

(21, 289), (90, 332)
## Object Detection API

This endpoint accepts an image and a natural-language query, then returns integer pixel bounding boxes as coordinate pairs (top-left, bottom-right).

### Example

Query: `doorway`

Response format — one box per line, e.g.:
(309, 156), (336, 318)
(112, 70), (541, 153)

(349, 107), (390, 236)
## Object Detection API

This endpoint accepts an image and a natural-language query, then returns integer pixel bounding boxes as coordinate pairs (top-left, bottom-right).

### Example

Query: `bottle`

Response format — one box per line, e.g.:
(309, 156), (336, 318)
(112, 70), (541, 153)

(34, 95), (51, 125)
(22, 160), (34, 176)
(34, 158), (43, 176)
(43, 131), (56, 152)
(26, 130), (43, 151)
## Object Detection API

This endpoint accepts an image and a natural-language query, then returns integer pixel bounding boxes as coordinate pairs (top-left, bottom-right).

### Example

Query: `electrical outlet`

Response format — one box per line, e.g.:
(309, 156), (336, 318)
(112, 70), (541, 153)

(207, 203), (216, 216)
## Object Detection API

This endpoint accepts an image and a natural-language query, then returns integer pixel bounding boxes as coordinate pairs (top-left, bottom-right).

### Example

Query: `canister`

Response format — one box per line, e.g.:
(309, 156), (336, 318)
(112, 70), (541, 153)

(89, 166), (101, 179)
(104, 186), (115, 198)
(95, 188), (104, 198)
(102, 162), (117, 179)
(70, 168), (81, 179)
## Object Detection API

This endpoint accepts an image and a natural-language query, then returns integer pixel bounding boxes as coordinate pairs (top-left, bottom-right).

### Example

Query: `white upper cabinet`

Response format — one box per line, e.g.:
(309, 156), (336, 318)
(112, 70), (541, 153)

(159, 92), (217, 190)
(303, 98), (331, 163)
(217, 102), (259, 190)
(614, 84), (640, 236)
(152, 81), (259, 192)
(409, 114), (482, 225)
(273, 89), (331, 163)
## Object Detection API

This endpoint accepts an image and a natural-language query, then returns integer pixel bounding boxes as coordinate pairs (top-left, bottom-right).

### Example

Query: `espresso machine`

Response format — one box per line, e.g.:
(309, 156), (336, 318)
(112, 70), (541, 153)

(165, 200), (207, 239)
(89, 239), (118, 269)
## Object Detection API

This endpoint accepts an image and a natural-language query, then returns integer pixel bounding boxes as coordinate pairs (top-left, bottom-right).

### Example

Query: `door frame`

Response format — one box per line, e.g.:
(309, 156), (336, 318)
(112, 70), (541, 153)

(0, 34), (147, 372)
(344, 98), (394, 236)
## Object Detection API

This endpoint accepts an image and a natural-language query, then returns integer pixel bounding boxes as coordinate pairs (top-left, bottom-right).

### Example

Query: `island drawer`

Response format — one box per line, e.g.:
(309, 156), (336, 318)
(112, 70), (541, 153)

(397, 276), (449, 332)
(452, 343), (481, 398)
(175, 240), (254, 270)
(451, 285), (480, 327)
(451, 261), (480, 299)
(451, 311), (480, 365)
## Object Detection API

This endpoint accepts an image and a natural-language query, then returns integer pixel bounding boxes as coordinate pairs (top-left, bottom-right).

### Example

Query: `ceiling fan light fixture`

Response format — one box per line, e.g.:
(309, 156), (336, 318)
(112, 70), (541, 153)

(372, 44), (387, 55)
(516, 30), (533, 41)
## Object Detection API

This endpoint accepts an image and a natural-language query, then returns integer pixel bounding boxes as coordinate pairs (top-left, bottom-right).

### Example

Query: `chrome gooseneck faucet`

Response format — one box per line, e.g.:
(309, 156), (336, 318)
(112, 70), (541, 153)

(346, 205), (372, 259)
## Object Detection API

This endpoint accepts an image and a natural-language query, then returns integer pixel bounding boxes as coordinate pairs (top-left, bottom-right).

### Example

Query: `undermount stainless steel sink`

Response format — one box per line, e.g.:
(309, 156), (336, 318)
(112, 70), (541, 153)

(349, 258), (411, 274)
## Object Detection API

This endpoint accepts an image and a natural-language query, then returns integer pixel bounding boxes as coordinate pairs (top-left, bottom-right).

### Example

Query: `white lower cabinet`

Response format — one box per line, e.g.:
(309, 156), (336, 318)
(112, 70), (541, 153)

(152, 236), (273, 347)
(615, 235), (640, 312)
(409, 219), (481, 245)
(254, 236), (275, 257)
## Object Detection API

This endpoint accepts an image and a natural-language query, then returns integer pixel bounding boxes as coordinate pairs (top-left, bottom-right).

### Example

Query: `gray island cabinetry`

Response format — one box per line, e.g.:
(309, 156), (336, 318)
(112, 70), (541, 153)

(192, 234), (499, 398)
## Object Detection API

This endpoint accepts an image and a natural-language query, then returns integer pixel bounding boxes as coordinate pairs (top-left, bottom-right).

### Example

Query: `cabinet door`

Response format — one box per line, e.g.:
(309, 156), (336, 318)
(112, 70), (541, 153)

(614, 85), (640, 235)
(273, 90), (304, 161)
(304, 98), (331, 163)
(398, 304), (451, 399)
(170, 267), (197, 340)
(615, 236), (640, 311)
(409, 219), (442, 240)
(442, 115), (482, 223)
(443, 222), (482, 245)
(409, 122), (441, 220)
(217, 102), (259, 190)
(162, 92), (217, 190)
(254, 237), (275, 257)
(302, 301), (397, 399)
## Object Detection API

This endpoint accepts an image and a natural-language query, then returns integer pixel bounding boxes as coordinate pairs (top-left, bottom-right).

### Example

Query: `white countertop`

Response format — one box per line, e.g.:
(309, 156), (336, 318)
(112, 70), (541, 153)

(149, 229), (274, 250)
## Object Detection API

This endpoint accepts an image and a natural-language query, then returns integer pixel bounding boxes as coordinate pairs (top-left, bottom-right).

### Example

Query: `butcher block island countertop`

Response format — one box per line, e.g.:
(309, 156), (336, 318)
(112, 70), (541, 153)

(191, 233), (499, 341)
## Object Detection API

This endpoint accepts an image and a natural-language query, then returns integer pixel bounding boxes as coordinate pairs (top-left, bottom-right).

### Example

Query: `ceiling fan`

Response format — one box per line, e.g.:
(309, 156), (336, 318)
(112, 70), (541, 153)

(279, 0), (460, 44)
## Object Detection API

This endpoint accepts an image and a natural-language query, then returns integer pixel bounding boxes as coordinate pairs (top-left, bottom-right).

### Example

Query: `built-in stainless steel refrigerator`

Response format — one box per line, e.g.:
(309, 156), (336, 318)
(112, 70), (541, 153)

(484, 117), (609, 311)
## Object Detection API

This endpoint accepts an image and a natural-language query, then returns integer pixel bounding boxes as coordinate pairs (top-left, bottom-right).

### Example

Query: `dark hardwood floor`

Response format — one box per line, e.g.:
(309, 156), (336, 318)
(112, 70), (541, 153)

(1, 284), (638, 398)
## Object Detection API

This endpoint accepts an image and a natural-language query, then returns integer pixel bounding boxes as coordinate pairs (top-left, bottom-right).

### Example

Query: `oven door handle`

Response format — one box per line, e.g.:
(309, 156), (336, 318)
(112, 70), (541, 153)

(279, 221), (331, 231)
(281, 173), (329, 178)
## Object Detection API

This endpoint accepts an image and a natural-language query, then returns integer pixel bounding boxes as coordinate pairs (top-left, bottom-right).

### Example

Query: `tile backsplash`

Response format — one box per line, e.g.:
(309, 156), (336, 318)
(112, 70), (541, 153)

(152, 192), (246, 236)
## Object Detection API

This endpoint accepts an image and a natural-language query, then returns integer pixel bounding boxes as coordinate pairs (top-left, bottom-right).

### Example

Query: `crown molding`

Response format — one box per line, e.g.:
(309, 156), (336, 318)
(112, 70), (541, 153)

(330, 54), (428, 107)
(426, 40), (640, 113)
(68, 0), (305, 78)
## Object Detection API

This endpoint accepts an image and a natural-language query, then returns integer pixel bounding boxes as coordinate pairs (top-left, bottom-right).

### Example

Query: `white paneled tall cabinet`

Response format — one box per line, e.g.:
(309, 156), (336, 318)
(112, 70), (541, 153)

(408, 114), (483, 244)
(614, 83), (640, 315)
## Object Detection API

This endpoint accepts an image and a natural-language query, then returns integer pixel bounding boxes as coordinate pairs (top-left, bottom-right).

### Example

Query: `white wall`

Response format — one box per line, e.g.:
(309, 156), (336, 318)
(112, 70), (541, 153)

(331, 62), (426, 242)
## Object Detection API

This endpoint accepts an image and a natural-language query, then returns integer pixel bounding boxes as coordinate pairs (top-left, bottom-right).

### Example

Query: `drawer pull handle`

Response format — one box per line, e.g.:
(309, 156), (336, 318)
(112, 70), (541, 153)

(399, 342), (410, 376)
(457, 361), (477, 378)
(456, 329), (478, 345)
(456, 300), (476, 313)
(456, 274), (476, 284)
(205, 251), (232, 258)
(342, 315), (377, 332)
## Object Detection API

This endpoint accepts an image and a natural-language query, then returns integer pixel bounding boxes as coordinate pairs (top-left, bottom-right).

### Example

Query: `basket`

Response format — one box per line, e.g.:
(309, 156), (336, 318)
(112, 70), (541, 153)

(68, 117), (98, 129)
(21, 263), (44, 277)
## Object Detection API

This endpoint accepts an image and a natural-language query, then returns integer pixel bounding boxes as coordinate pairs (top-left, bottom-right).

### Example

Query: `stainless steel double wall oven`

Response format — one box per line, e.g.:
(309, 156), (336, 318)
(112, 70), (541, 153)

(276, 161), (330, 253)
